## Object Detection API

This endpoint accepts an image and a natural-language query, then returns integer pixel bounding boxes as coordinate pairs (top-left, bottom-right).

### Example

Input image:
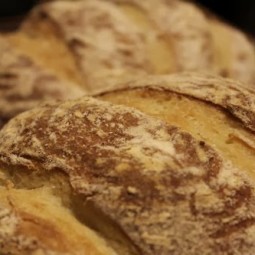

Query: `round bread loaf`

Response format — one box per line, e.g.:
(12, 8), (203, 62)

(0, 37), (84, 128)
(7, 0), (254, 92)
(0, 74), (255, 254)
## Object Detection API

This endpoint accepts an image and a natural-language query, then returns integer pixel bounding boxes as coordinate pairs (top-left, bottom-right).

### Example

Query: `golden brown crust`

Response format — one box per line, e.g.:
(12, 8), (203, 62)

(0, 186), (118, 255)
(1, 96), (255, 254)
(0, 37), (84, 126)
(94, 72), (255, 133)
(6, 30), (85, 87)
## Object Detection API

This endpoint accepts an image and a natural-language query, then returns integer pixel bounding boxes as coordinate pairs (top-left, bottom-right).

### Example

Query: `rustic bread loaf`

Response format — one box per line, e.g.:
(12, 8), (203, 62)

(0, 36), (84, 128)
(0, 185), (118, 255)
(0, 75), (255, 254)
(96, 73), (255, 178)
(8, 0), (254, 93)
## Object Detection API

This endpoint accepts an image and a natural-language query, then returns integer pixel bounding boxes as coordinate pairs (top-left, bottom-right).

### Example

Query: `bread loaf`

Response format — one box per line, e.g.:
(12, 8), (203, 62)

(5, 0), (254, 93)
(0, 37), (84, 128)
(1, 74), (255, 254)
(96, 73), (255, 177)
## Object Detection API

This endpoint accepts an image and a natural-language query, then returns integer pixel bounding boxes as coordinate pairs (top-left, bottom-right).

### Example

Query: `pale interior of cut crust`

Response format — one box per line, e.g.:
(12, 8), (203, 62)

(99, 89), (255, 179)
(119, 3), (176, 74)
(73, 198), (140, 255)
(6, 18), (84, 87)
(0, 185), (119, 255)
(0, 167), (139, 255)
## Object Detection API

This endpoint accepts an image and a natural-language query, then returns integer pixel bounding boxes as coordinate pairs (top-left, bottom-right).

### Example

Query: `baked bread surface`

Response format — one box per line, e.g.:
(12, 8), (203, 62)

(0, 37), (84, 128)
(96, 73), (255, 178)
(17, 0), (255, 91)
(0, 94), (255, 254)
(210, 20), (255, 83)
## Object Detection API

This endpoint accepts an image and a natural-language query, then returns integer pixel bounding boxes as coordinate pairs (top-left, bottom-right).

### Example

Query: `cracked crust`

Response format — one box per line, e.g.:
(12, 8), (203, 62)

(0, 37), (84, 127)
(1, 96), (255, 254)
(94, 72), (255, 133)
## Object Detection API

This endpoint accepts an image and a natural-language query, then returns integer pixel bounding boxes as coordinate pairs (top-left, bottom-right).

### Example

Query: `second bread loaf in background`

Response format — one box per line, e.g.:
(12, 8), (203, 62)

(4, 0), (254, 93)
(96, 72), (255, 179)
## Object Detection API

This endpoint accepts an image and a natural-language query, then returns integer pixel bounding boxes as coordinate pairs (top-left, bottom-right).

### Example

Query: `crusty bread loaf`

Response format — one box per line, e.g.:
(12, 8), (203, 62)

(6, 0), (254, 93)
(96, 73), (255, 178)
(210, 19), (255, 83)
(0, 36), (85, 128)
(1, 79), (255, 254)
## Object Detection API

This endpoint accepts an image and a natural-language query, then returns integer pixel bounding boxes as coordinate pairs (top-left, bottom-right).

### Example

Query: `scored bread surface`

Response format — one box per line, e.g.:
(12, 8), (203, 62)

(0, 96), (255, 254)
(21, 0), (212, 89)
(96, 72), (255, 131)
(21, 0), (151, 91)
(18, 0), (255, 92)
(96, 73), (255, 178)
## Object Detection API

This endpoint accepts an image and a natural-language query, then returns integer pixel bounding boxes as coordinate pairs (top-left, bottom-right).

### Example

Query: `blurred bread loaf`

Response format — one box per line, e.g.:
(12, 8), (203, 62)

(3, 0), (254, 93)
(210, 19), (255, 82)
(0, 37), (84, 128)
(1, 74), (255, 254)
(0, 186), (118, 255)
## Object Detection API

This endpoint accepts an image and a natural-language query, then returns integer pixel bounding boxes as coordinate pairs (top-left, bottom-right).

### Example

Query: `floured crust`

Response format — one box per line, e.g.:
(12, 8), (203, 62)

(1, 96), (255, 254)
(94, 72), (255, 133)
(0, 186), (118, 255)
(22, 0), (212, 87)
(106, 0), (255, 85)
(0, 37), (84, 126)
(107, 0), (212, 71)
(23, 0), (151, 92)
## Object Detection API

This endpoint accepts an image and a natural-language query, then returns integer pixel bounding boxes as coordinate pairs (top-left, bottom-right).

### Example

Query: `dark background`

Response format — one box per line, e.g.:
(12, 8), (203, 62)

(0, 0), (255, 36)
(0, 0), (38, 17)
(196, 0), (255, 36)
